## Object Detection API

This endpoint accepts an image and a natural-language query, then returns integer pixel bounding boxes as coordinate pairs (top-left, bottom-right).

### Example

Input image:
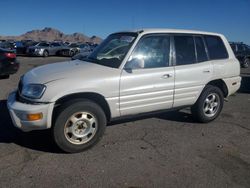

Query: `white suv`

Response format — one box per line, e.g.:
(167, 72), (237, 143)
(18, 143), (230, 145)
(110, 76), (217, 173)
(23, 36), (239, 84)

(7, 29), (241, 153)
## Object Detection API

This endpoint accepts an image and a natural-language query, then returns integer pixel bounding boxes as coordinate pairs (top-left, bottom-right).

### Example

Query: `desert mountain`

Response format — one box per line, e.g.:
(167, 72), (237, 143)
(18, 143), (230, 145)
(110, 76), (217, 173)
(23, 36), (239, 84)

(0, 27), (102, 43)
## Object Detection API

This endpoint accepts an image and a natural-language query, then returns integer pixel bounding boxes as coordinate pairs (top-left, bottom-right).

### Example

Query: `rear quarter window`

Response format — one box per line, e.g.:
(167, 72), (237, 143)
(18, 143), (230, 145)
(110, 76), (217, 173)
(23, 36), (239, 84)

(204, 35), (228, 60)
(194, 36), (208, 62)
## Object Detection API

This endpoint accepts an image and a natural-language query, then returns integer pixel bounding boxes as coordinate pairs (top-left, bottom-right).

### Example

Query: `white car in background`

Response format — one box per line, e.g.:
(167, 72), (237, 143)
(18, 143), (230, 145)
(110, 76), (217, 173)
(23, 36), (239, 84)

(27, 42), (66, 57)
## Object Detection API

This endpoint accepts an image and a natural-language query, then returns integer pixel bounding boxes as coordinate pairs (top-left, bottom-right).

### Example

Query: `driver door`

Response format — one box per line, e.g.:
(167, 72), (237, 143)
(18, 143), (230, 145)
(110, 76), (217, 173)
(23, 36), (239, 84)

(119, 35), (174, 116)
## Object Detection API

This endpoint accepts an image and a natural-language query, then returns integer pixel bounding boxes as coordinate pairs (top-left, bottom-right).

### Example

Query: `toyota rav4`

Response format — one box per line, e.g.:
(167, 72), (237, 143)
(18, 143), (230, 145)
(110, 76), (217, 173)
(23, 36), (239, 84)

(7, 29), (241, 153)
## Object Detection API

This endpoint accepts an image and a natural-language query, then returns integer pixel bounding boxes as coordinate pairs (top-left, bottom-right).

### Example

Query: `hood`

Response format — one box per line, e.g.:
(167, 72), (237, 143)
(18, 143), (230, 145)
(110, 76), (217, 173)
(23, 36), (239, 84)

(22, 60), (115, 84)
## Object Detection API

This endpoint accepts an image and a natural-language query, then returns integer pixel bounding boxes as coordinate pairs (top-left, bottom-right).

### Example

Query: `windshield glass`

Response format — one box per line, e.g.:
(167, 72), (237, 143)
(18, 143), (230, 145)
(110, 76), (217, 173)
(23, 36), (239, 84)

(69, 43), (79, 47)
(79, 44), (87, 48)
(36, 42), (49, 47)
(86, 33), (137, 68)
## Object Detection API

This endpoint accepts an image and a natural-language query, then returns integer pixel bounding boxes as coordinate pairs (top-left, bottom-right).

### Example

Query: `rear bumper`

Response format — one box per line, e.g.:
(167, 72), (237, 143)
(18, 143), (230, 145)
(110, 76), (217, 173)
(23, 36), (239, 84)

(7, 91), (54, 132)
(223, 76), (241, 96)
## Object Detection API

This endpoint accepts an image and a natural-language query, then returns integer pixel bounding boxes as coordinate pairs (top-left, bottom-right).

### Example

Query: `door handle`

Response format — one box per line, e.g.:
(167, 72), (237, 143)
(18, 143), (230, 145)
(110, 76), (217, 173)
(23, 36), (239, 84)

(162, 74), (172, 79)
(203, 70), (210, 73)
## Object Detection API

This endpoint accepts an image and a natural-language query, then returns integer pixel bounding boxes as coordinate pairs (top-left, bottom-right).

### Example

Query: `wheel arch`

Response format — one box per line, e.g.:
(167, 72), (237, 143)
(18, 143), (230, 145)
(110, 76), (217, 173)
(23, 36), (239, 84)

(52, 92), (111, 125)
(205, 79), (228, 97)
(44, 49), (49, 56)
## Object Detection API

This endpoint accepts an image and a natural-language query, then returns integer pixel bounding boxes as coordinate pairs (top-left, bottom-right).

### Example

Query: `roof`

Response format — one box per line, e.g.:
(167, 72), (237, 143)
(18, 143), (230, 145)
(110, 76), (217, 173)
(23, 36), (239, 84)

(114, 28), (223, 37)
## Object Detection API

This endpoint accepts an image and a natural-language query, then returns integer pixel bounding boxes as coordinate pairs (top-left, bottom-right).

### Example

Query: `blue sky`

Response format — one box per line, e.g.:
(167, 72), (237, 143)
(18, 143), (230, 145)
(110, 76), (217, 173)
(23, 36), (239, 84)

(0, 0), (249, 44)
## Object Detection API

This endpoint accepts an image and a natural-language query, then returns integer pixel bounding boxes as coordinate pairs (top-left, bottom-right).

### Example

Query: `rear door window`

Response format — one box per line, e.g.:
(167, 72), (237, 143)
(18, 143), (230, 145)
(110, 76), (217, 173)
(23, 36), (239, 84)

(174, 36), (196, 65)
(204, 36), (228, 60)
(194, 36), (208, 62)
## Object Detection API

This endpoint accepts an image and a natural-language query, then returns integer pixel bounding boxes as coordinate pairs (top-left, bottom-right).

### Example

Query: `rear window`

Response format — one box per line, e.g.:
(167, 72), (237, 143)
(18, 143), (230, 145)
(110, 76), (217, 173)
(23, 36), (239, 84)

(204, 35), (228, 60)
(174, 36), (196, 65)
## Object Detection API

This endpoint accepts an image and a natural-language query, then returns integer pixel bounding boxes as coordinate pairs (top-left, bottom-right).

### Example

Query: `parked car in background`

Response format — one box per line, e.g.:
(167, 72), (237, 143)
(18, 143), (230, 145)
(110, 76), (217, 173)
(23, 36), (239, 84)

(13, 40), (39, 55)
(63, 42), (70, 46)
(27, 42), (66, 57)
(230, 42), (250, 68)
(79, 43), (98, 53)
(59, 43), (81, 57)
(60, 43), (97, 57)
(0, 48), (19, 79)
(71, 50), (92, 60)
(0, 41), (15, 51)
(7, 29), (241, 153)
(14, 41), (26, 55)
(71, 43), (98, 59)
(78, 43), (92, 53)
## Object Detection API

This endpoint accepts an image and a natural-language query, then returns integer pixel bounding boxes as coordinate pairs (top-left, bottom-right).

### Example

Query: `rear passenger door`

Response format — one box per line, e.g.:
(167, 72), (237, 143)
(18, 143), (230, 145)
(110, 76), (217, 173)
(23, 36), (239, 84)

(173, 35), (212, 107)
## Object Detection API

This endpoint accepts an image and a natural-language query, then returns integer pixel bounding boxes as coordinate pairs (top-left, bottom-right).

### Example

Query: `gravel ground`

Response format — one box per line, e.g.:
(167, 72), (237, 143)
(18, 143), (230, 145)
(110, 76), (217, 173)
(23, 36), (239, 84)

(0, 56), (250, 188)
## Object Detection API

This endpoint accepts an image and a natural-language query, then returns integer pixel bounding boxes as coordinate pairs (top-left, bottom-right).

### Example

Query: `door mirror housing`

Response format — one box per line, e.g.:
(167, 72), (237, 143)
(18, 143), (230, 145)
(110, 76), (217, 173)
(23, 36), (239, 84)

(124, 58), (144, 71)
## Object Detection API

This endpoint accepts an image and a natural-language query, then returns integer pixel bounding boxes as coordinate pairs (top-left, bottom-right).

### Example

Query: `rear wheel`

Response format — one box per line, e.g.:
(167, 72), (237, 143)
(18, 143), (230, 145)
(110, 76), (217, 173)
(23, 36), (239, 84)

(191, 85), (224, 123)
(53, 99), (106, 153)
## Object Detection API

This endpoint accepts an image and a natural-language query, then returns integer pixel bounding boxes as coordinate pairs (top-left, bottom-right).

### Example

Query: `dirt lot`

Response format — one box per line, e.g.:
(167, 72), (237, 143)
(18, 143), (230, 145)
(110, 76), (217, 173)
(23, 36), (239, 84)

(0, 57), (250, 188)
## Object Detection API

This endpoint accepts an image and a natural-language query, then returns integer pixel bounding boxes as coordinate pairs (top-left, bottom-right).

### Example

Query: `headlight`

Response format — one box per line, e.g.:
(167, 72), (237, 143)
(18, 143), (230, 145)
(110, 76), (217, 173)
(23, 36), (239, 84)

(35, 48), (43, 52)
(21, 84), (46, 99)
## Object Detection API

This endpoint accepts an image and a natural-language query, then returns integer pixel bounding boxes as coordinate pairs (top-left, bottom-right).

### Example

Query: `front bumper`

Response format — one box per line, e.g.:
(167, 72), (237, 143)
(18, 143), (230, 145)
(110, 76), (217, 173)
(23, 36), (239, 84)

(27, 50), (44, 56)
(7, 92), (54, 132)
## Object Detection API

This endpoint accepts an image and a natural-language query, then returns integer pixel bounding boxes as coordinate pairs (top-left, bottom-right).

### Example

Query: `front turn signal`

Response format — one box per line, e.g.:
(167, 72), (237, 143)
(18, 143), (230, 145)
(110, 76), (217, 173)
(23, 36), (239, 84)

(27, 113), (43, 121)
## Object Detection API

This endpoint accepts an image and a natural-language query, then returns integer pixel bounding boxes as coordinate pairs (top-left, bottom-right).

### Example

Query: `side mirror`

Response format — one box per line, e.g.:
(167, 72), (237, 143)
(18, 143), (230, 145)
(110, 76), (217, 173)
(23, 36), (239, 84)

(124, 58), (144, 71)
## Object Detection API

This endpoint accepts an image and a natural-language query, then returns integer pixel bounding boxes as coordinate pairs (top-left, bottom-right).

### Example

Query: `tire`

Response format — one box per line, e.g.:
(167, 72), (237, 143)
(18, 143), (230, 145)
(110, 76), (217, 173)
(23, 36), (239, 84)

(191, 85), (224, 123)
(53, 99), (106, 153)
(69, 50), (75, 57)
(242, 58), (249, 68)
(43, 50), (49, 57)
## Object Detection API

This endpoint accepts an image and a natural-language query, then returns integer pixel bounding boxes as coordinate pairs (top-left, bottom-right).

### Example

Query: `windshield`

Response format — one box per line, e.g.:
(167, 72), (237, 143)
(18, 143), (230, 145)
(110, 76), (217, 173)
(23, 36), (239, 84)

(69, 43), (79, 48)
(36, 42), (49, 47)
(79, 44), (88, 48)
(85, 32), (137, 68)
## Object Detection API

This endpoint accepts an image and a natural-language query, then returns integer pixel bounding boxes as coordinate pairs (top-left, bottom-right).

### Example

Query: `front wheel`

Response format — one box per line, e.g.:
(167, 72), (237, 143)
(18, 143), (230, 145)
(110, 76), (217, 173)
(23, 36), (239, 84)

(43, 50), (49, 57)
(53, 99), (107, 153)
(191, 85), (224, 123)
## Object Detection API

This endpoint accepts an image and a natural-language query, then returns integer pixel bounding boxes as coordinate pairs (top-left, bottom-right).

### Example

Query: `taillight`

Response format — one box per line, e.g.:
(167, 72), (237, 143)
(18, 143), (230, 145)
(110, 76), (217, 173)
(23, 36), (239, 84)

(5, 53), (16, 58)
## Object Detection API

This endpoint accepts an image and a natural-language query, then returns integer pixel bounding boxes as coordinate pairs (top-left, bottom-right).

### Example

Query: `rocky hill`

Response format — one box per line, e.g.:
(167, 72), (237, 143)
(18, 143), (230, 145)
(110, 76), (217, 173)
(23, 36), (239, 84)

(0, 27), (102, 43)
